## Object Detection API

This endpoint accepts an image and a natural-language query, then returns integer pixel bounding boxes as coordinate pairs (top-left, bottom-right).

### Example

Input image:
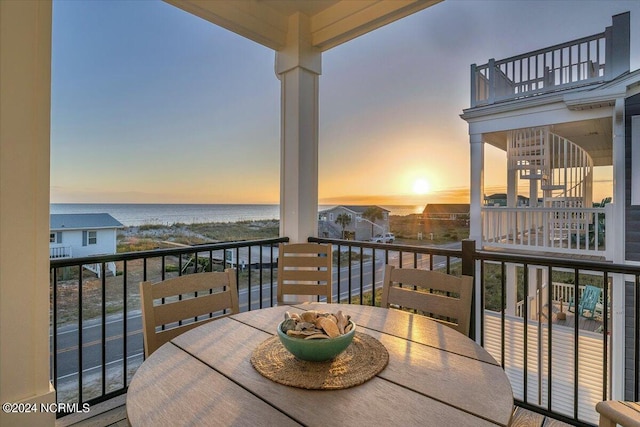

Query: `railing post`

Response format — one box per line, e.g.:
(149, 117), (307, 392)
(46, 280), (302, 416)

(488, 58), (496, 105)
(462, 239), (475, 277)
(462, 239), (476, 340)
(470, 63), (477, 108)
(604, 12), (630, 81)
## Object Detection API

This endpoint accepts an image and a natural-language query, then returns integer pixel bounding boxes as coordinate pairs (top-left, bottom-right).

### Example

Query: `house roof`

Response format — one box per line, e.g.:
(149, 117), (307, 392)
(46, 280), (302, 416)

(320, 205), (390, 214)
(422, 204), (470, 215)
(50, 213), (124, 231)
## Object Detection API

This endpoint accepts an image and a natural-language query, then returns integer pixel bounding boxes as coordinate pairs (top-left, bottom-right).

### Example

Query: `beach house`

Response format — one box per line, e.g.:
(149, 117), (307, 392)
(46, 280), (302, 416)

(318, 205), (390, 240)
(460, 11), (640, 416)
(50, 213), (123, 277)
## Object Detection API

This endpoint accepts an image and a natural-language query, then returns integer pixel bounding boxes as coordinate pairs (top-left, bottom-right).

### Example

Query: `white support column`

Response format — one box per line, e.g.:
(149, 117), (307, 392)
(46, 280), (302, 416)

(470, 133), (485, 341)
(469, 133), (484, 249)
(505, 264), (517, 316)
(506, 131), (517, 208)
(0, 1), (56, 426)
(610, 97), (626, 399)
(612, 98), (625, 263)
(507, 167), (517, 207)
(276, 13), (321, 244)
(527, 267), (540, 320)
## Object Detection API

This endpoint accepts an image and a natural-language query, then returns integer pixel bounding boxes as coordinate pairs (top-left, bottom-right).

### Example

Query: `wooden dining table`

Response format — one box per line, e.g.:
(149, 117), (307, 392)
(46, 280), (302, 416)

(127, 303), (514, 426)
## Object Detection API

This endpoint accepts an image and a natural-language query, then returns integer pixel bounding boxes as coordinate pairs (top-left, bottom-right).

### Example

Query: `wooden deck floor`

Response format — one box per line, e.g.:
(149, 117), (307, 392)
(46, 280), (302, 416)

(56, 395), (574, 427)
(542, 301), (603, 333)
(56, 395), (129, 427)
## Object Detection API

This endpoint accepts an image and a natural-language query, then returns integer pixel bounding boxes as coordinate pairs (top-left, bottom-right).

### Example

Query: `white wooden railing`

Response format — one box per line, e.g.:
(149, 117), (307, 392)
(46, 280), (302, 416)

(515, 282), (605, 318)
(471, 13), (630, 107)
(50, 246), (72, 259)
(482, 205), (609, 256)
(472, 31), (606, 106)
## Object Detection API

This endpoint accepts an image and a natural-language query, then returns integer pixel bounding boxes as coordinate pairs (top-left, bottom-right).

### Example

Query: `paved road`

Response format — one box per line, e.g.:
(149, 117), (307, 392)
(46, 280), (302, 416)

(53, 246), (459, 383)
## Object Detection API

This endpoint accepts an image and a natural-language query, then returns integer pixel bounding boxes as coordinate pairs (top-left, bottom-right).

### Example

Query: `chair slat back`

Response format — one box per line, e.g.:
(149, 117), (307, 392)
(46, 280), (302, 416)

(277, 243), (332, 304)
(140, 269), (239, 357)
(381, 265), (473, 336)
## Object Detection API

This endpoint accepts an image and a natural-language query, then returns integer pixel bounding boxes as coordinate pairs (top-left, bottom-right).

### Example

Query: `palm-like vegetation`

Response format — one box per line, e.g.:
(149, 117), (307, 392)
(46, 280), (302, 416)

(335, 213), (352, 239)
(363, 206), (384, 237)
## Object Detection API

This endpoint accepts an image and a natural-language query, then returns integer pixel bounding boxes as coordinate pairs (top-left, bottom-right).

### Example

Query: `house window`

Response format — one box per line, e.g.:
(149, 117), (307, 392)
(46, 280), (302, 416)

(50, 233), (56, 243)
(83, 230), (97, 246)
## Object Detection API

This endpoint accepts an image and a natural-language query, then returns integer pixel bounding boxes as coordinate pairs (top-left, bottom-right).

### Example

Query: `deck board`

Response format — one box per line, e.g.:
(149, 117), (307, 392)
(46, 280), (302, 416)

(56, 396), (574, 427)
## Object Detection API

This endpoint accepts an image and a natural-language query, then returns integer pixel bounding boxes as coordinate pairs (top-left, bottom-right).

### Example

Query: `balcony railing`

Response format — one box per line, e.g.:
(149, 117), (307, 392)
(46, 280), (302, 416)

(50, 237), (640, 426)
(50, 245), (72, 259)
(470, 12), (630, 107)
(482, 205), (609, 257)
(49, 237), (288, 415)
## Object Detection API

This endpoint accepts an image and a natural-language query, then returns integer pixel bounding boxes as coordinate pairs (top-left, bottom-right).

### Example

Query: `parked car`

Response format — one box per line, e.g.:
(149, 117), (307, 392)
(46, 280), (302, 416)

(371, 233), (395, 243)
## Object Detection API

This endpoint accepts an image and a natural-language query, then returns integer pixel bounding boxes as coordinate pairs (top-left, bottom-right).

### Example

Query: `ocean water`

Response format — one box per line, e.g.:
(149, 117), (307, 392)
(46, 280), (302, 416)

(50, 204), (423, 227)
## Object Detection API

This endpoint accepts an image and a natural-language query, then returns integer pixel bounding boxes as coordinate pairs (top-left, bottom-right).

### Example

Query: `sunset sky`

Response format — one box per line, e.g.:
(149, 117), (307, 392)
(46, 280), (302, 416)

(50, 0), (640, 206)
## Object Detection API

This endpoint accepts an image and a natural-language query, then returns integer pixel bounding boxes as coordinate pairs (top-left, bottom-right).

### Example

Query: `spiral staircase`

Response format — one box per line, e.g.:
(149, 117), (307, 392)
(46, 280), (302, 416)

(508, 126), (594, 243)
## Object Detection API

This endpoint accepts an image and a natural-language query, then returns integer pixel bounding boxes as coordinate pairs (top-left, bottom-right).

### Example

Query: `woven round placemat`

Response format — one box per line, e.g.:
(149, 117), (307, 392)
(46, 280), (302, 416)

(250, 332), (388, 390)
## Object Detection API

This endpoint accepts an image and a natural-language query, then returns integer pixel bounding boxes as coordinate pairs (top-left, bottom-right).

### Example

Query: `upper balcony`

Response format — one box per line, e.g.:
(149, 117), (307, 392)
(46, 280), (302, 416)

(470, 12), (630, 108)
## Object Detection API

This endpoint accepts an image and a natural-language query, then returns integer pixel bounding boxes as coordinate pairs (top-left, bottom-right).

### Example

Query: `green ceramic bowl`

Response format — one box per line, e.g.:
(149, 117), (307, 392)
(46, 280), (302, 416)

(277, 320), (356, 362)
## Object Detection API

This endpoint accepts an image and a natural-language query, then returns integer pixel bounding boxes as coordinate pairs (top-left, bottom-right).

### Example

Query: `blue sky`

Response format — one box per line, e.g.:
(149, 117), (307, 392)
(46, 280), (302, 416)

(50, 0), (640, 206)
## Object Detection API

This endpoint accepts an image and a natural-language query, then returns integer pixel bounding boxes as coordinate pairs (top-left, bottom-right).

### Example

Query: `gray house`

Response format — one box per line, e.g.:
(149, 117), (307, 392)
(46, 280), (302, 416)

(318, 205), (390, 241)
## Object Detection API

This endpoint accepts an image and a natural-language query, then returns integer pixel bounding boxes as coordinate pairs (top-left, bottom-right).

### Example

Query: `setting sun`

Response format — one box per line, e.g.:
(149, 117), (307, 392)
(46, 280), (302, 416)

(412, 178), (430, 195)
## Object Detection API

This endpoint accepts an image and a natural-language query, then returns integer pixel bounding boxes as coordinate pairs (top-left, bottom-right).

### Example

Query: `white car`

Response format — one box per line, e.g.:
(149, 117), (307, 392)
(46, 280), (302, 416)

(371, 233), (395, 243)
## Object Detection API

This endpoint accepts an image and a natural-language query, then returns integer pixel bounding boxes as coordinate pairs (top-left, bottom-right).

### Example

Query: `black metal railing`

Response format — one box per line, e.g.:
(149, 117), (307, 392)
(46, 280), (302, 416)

(49, 237), (287, 416)
(471, 247), (639, 426)
(310, 237), (639, 426)
(51, 236), (639, 425)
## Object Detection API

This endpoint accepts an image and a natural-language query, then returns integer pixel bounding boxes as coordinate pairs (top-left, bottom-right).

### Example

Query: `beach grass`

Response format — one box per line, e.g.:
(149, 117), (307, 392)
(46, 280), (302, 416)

(53, 216), (470, 326)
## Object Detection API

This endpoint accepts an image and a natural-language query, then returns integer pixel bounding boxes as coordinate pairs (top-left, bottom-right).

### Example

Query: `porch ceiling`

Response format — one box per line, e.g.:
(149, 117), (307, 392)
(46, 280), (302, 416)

(484, 117), (613, 167)
(165, 0), (442, 52)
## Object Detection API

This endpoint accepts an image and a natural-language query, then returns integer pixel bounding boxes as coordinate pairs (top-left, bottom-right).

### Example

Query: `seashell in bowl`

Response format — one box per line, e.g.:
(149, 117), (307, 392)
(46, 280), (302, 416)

(277, 319), (356, 362)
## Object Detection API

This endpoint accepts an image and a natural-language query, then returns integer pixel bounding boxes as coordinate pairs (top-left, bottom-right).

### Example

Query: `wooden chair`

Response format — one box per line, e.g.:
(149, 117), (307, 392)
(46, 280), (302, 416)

(381, 265), (473, 336)
(140, 269), (239, 357)
(277, 243), (332, 304)
(596, 401), (640, 427)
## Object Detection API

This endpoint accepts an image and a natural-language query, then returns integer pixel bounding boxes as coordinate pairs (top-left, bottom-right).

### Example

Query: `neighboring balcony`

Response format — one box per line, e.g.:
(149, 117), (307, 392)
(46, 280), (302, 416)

(50, 245), (72, 259)
(470, 12), (629, 107)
